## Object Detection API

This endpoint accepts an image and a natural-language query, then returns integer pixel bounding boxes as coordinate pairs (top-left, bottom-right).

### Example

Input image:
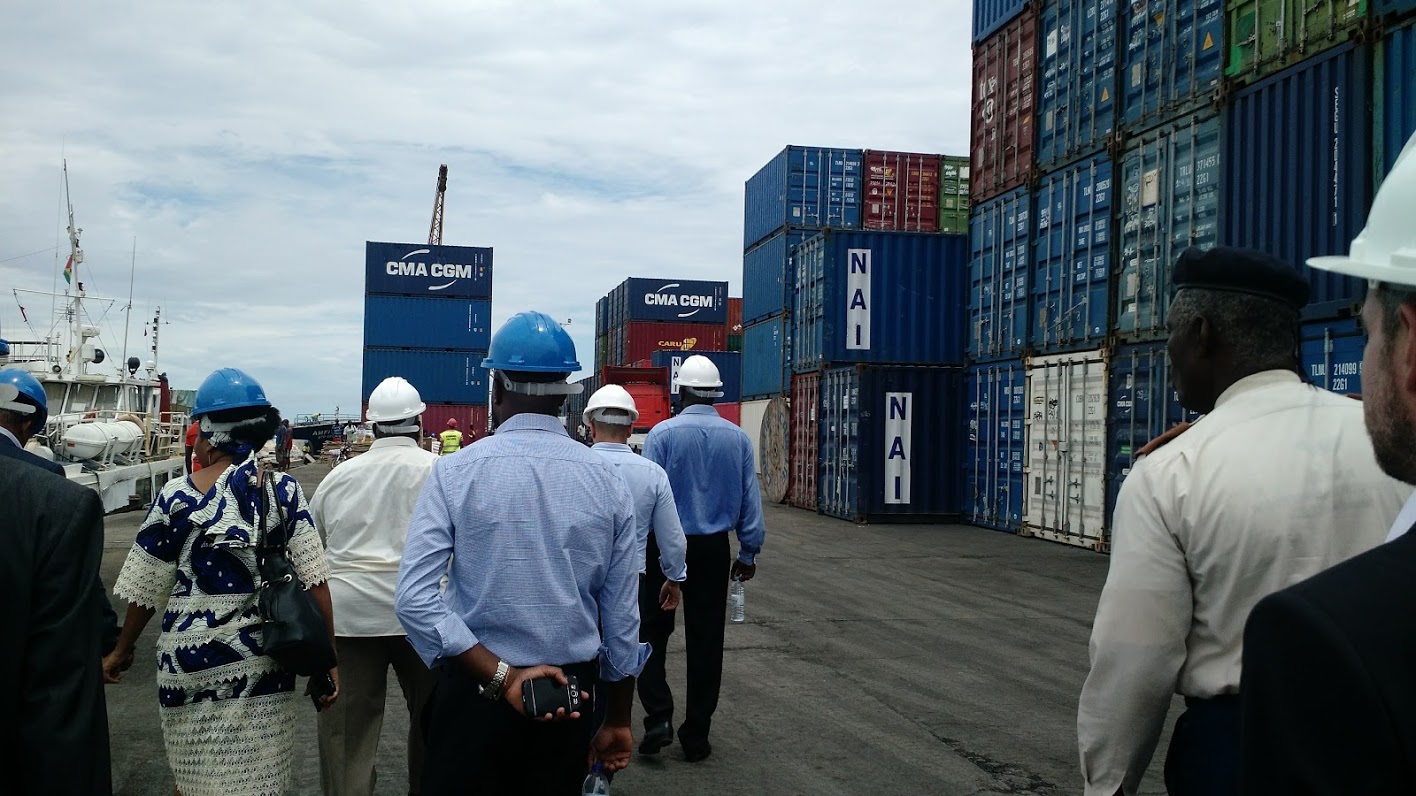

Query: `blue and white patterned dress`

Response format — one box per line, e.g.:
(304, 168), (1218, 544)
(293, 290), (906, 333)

(114, 457), (329, 796)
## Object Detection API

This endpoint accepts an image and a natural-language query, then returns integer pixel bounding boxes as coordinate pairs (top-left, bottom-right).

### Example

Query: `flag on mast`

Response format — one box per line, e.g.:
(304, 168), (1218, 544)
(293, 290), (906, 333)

(63, 254), (73, 284)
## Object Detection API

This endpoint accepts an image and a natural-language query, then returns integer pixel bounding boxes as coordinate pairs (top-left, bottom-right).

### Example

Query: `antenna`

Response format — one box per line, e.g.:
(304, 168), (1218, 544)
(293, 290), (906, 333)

(121, 237), (136, 379)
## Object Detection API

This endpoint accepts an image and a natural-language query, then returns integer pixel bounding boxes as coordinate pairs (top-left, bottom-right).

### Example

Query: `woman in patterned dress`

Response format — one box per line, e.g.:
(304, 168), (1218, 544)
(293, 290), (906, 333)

(104, 368), (339, 796)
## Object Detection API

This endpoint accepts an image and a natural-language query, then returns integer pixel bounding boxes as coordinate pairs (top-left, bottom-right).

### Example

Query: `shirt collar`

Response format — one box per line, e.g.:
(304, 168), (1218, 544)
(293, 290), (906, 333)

(0, 426), (19, 448)
(681, 405), (720, 417)
(592, 442), (633, 453)
(1213, 370), (1302, 410)
(1386, 489), (1416, 543)
(495, 413), (571, 436)
(369, 436), (420, 451)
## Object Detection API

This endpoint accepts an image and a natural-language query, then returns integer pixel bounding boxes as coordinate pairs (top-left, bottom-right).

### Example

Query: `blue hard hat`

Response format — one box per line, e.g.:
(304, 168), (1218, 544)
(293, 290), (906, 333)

(0, 368), (48, 431)
(193, 368), (270, 418)
(481, 311), (580, 373)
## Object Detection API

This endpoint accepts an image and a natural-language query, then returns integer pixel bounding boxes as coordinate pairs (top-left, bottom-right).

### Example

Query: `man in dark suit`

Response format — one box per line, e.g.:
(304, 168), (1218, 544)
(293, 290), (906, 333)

(0, 458), (114, 793)
(1240, 138), (1416, 792)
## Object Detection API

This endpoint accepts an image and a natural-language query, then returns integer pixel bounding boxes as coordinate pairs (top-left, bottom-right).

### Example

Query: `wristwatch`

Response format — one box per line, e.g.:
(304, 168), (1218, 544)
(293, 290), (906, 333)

(479, 660), (510, 701)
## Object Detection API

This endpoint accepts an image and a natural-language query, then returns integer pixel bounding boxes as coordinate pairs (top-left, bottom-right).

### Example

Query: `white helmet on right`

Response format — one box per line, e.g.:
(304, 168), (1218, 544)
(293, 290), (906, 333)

(677, 354), (723, 399)
(366, 377), (426, 433)
(1310, 131), (1416, 287)
(583, 384), (639, 427)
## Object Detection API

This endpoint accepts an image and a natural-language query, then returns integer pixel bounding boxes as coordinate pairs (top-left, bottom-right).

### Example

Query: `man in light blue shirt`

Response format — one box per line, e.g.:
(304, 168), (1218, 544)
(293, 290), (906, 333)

(640, 355), (765, 762)
(394, 312), (648, 793)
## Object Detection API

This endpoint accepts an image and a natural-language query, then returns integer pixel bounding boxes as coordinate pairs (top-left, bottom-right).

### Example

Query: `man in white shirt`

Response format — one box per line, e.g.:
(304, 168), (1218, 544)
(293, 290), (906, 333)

(311, 377), (439, 796)
(1077, 247), (1411, 796)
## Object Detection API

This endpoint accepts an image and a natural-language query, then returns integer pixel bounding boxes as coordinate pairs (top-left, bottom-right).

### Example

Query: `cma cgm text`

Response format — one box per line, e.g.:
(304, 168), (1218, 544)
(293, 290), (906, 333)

(644, 293), (716, 308)
(385, 261), (480, 279)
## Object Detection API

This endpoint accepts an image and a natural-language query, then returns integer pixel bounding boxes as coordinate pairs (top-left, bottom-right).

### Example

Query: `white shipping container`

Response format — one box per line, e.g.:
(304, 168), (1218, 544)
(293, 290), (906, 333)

(1022, 349), (1109, 551)
(740, 399), (771, 475)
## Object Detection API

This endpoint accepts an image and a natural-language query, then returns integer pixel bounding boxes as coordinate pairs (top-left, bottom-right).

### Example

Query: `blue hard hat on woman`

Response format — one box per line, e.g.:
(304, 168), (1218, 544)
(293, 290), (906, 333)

(0, 367), (49, 432)
(193, 368), (271, 418)
(191, 368), (275, 457)
(481, 311), (583, 396)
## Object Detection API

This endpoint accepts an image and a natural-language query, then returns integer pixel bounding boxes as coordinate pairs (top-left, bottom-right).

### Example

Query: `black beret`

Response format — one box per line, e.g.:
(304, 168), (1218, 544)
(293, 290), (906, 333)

(1171, 246), (1310, 310)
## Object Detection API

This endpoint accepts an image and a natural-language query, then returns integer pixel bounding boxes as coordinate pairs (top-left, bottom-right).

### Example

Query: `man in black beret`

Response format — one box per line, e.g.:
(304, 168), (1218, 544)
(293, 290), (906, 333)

(1077, 247), (1410, 796)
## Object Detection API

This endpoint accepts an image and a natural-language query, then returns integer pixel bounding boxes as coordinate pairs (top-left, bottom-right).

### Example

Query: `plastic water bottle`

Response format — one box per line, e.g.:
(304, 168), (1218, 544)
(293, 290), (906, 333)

(582, 764), (610, 795)
(729, 577), (745, 623)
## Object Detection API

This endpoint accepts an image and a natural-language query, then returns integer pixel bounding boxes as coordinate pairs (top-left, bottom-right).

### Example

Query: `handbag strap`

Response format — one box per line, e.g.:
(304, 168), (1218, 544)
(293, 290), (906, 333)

(255, 466), (290, 553)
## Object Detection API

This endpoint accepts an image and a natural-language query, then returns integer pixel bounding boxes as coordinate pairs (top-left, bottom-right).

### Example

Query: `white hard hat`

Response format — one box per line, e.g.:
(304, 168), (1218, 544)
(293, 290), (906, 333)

(583, 384), (639, 426)
(1309, 131), (1416, 287)
(677, 354), (723, 398)
(366, 377), (426, 432)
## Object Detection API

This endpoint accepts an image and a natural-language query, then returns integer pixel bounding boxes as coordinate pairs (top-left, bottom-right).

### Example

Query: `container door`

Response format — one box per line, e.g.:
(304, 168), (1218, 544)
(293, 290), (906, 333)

(818, 368), (860, 520)
(1023, 350), (1109, 549)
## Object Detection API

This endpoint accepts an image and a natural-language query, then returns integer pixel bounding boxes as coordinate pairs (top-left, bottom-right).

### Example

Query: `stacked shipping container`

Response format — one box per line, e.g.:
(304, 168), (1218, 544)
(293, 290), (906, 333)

(593, 277), (729, 374)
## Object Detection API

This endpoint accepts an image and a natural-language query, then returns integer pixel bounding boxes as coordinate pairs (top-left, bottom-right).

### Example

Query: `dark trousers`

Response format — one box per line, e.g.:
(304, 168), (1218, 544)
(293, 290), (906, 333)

(1165, 695), (1241, 796)
(637, 531), (731, 745)
(421, 660), (599, 796)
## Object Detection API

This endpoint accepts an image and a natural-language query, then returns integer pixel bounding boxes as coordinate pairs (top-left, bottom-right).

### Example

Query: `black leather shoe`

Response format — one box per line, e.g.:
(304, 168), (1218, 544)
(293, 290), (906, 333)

(681, 738), (712, 763)
(639, 723), (673, 755)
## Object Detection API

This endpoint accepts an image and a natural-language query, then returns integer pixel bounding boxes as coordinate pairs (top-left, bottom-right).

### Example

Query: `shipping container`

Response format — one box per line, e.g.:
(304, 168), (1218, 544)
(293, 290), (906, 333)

(727, 297), (743, 335)
(742, 316), (789, 400)
(608, 321), (726, 368)
(362, 348), (488, 405)
(741, 398), (771, 475)
(364, 241), (493, 299)
(862, 151), (942, 232)
(595, 335), (608, 373)
(1223, 43), (1372, 320)
(1376, 0), (1416, 15)
(1119, 0), (1224, 131)
(1032, 154), (1113, 353)
(743, 146), (864, 249)
(728, 334), (743, 353)
(363, 295), (492, 350)
(606, 277), (729, 325)
(1302, 317), (1366, 395)
(818, 365), (965, 523)
(965, 361), (1027, 531)
(595, 296), (608, 339)
(792, 231), (968, 372)
(1116, 111), (1222, 341)
(742, 228), (812, 324)
(969, 188), (1033, 361)
(1224, 0), (1369, 86)
(600, 366), (673, 434)
(940, 157), (972, 234)
(564, 373), (601, 439)
(418, 404), (491, 439)
(975, 0), (1029, 42)
(788, 372), (821, 511)
(1106, 343), (1198, 529)
(1037, 0), (1119, 168)
(1375, 19), (1416, 190)
(1022, 349), (1108, 550)
(972, 9), (1039, 203)
(717, 402), (742, 427)
(650, 350), (743, 404)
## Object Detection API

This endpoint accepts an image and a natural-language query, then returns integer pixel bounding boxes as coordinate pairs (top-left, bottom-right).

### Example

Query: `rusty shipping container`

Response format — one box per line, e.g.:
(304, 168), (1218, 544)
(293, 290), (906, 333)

(789, 371), (821, 511)
(608, 321), (727, 367)
(971, 9), (1038, 204)
(727, 297), (743, 335)
(863, 151), (942, 232)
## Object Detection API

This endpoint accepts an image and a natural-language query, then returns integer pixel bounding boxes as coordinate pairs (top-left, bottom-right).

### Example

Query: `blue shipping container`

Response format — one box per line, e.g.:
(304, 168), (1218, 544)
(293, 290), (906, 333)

(362, 348), (488, 405)
(743, 146), (863, 249)
(363, 296), (492, 350)
(1377, 0), (1416, 16)
(818, 365), (965, 523)
(968, 188), (1032, 362)
(965, 361), (1026, 531)
(1376, 20), (1416, 190)
(1032, 154), (1113, 353)
(595, 296), (608, 338)
(742, 316), (789, 399)
(791, 231), (968, 372)
(742, 228), (812, 325)
(612, 278), (729, 325)
(975, 0), (1029, 43)
(1106, 342), (1198, 527)
(1223, 43), (1372, 321)
(650, 350), (743, 404)
(364, 241), (493, 299)
(1301, 317), (1366, 396)
(1116, 111), (1221, 341)
(1037, 0), (1119, 168)
(1119, 0), (1224, 131)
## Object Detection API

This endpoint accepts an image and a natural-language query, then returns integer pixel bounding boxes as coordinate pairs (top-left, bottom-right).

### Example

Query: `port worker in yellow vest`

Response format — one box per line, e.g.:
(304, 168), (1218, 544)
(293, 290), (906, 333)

(438, 418), (465, 456)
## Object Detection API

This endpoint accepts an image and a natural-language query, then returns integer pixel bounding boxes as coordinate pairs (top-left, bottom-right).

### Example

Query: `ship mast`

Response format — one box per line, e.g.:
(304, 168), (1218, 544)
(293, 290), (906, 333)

(61, 160), (87, 380)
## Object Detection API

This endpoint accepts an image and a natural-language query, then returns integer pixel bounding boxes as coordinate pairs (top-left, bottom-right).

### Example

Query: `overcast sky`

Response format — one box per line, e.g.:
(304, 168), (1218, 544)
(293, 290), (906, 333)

(0, 0), (972, 416)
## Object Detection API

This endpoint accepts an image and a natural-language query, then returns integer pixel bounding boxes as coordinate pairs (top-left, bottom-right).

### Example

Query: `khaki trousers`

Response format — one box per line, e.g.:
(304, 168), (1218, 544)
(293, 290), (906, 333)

(317, 636), (436, 796)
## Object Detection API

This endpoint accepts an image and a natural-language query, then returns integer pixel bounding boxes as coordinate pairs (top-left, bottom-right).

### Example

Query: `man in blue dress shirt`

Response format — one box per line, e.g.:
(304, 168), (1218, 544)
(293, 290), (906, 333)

(395, 312), (648, 794)
(640, 355), (766, 762)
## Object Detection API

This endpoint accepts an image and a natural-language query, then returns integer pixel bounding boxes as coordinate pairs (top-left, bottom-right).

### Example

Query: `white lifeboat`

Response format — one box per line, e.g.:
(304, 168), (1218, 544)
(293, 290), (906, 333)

(63, 420), (144, 460)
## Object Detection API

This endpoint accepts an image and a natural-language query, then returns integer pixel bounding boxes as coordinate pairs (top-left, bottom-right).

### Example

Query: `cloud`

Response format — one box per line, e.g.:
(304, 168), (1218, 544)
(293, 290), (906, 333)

(0, 0), (973, 415)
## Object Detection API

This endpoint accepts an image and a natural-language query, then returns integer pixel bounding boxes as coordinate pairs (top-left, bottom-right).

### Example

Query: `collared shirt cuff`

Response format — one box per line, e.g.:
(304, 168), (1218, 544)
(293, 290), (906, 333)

(663, 562), (688, 582)
(737, 551), (757, 566)
(432, 614), (478, 666)
(599, 641), (650, 682)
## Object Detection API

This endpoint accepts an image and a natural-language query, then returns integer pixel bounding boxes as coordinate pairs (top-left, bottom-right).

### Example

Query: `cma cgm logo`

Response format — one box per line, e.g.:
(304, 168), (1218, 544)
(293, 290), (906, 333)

(658, 337), (698, 349)
(643, 283), (717, 318)
(385, 249), (479, 291)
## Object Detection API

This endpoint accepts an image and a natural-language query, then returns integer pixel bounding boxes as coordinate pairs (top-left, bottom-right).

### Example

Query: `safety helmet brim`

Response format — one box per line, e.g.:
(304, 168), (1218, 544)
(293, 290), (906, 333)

(1308, 252), (1416, 288)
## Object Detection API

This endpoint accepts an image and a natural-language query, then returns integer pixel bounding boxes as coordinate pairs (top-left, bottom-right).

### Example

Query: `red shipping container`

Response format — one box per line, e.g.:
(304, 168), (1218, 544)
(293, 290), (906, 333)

(971, 9), (1037, 204)
(726, 297), (743, 335)
(788, 372), (820, 511)
(716, 402), (741, 427)
(615, 320), (727, 365)
(863, 151), (942, 232)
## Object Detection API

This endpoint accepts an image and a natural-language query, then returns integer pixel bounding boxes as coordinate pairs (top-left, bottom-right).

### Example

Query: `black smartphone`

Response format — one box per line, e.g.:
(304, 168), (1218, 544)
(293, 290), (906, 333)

(309, 672), (336, 712)
(521, 674), (581, 718)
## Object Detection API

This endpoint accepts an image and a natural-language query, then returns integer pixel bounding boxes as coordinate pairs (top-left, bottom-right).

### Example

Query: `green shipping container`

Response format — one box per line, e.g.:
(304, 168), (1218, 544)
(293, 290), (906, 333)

(939, 156), (971, 234)
(728, 333), (743, 352)
(1225, 0), (1368, 85)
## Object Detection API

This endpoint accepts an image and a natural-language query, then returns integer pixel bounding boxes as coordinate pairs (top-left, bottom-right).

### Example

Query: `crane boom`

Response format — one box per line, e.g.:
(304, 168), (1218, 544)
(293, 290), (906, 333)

(428, 164), (448, 246)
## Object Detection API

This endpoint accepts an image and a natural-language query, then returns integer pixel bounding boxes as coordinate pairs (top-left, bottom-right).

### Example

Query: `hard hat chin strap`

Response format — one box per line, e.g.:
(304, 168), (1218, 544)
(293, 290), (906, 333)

(498, 371), (584, 396)
(375, 421), (421, 434)
(588, 409), (634, 426)
(684, 386), (723, 399)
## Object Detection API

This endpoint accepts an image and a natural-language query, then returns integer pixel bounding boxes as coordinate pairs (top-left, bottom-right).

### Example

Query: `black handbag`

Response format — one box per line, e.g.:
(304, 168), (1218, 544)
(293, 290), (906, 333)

(255, 468), (336, 676)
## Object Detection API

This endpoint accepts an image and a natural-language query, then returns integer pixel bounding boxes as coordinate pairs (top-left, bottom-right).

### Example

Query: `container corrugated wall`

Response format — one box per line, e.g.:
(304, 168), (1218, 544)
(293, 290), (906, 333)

(1376, 0), (1416, 14)
(1224, 0), (1370, 87)
(1376, 19), (1416, 189)
(1119, 0), (1225, 131)
(1116, 111), (1222, 341)
(969, 188), (1032, 361)
(1022, 349), (1109, 550)
(742, 228), (811, 324)
(940, 157), (972, 233)
(420, 404), (491, 437)
(1222, 42), (1372, 320)
(791, 231), (968, 372)
(742, 317), (789, 400)
(1301, 317), (1366, 395)
(1032, 154), (1113, 353)
(975, 0), (1029, 43)
(743, 146), (864, 249)
(863, 151), (943, 232)
(362, 349), (488, 405)
(1106, 343), (1198, 529)
(788, 372), (821, 511)
(363, 296), (492, 350)
(966, 362), (1026, 531)
(727, 297), (743, 335)
(972, 9), (1039, 203)
(1037, 0), (1119, 169)
(614, 321), (726, 367)
(818, 365), (965, 523)
(650, 350), (743, 404)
